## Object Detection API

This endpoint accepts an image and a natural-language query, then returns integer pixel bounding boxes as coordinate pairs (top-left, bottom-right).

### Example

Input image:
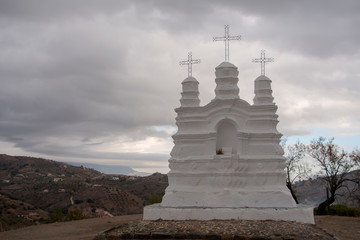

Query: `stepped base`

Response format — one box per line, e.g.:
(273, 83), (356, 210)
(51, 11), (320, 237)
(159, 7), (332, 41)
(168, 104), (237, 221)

(143, 204), (314, 224)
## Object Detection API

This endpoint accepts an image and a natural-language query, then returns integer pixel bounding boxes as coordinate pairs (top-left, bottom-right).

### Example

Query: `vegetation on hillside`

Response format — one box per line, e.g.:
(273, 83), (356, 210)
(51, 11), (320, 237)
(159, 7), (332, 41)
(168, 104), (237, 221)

(314, 204), (360, 217)
(0, 154), (168, 231)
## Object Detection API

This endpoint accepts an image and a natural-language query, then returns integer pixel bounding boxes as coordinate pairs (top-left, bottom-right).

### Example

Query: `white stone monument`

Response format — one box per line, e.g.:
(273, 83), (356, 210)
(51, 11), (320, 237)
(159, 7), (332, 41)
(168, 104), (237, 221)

(144, 59), (314, 223)
(144, 28), (314, 223)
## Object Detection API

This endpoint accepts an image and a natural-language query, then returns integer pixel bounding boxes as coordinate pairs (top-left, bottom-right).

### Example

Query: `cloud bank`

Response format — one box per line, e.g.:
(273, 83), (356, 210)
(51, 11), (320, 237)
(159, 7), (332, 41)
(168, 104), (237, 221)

(0, 1), (359, 172)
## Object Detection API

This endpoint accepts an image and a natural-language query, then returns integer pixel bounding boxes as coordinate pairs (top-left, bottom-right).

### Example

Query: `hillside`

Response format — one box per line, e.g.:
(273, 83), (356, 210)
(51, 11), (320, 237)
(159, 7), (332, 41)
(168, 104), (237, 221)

(0, 154), (168, 231)
(0, 193), (48, 231)
(2, 153), (358, 233)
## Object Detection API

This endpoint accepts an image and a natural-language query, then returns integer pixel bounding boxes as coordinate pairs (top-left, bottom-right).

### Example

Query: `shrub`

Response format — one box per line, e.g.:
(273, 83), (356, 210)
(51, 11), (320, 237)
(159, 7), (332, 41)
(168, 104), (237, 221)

(74, 199), (84, 204)
(314, 204), (360, 217)
(66, 209), (86, 221)
(47, 206), (64, 223)
(146, 195), (163, 205)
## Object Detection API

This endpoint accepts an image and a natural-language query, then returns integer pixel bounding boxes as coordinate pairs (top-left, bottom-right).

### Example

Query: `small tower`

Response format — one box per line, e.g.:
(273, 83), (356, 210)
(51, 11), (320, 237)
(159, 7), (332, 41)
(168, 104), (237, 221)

(253, 50), (275, 105)
(180, 76), (200, 107)
(252, 50), (275, 105)
(214, 62), (240, 100)
(253, 75), (274, 105)
(178, 52), (201, 107)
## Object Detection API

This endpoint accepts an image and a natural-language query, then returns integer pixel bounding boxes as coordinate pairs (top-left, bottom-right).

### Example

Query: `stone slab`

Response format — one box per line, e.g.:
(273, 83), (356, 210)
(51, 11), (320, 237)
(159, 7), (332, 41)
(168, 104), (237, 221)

(143, 204), (315, 224)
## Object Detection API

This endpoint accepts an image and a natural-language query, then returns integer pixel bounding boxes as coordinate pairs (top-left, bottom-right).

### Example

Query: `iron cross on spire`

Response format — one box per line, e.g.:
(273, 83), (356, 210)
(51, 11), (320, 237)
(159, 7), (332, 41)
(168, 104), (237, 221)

(179, 52), (201, 77)
(252, 50), (274, 76)
(213, 25), (241, 62)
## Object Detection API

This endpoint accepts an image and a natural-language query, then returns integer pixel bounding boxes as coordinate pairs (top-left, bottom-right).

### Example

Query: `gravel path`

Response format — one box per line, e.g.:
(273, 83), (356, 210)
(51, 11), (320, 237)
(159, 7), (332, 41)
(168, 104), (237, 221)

(0, 215), (359, 240)
(103, 218), (334, 239)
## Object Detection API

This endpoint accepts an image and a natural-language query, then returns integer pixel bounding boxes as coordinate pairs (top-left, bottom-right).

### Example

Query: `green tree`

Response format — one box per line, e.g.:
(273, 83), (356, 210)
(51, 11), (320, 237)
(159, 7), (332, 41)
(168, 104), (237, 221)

(47, 206), (64, 223)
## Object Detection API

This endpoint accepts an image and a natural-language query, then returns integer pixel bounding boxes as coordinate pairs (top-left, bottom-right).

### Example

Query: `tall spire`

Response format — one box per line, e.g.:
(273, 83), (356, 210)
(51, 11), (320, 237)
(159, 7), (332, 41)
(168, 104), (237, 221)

(213, 25), (241, 62)
(179, 52), (201, 107)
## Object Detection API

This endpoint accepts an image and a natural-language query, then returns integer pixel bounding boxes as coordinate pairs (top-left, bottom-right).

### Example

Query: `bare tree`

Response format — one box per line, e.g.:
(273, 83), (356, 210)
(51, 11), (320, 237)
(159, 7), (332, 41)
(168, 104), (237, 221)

(308, 137), (356, 215)
(349, 148), (360, 207)
(282, 139), (307, 204)
(350, 149), (360, 165)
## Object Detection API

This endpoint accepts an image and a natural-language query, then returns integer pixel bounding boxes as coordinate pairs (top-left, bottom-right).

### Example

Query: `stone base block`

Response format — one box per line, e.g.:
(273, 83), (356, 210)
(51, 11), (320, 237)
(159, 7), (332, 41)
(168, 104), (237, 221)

(143, 204), (314, 224)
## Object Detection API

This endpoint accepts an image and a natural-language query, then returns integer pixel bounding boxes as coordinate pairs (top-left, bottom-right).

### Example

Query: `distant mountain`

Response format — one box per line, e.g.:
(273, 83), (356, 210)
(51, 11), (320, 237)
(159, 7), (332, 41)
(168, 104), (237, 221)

(66, 162), (151, 176)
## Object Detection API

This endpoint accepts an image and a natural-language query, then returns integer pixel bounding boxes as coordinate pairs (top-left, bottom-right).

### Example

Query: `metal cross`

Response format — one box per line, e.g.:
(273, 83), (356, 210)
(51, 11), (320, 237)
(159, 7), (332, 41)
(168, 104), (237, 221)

(252, 50), (274, 76)
(179, 52), (201, 77)
(213, 25), (241, 62)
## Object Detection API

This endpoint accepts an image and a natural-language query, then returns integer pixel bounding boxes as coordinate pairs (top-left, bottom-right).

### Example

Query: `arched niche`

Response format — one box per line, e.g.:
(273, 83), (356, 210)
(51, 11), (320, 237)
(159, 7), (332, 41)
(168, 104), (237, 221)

(215, 119), (238, 155)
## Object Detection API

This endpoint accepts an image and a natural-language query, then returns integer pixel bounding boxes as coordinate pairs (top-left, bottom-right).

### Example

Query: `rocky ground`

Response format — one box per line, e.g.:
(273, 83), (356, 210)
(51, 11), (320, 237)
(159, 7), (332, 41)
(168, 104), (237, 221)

(0, 215), (359, 240)
(101, 218), (334, 240)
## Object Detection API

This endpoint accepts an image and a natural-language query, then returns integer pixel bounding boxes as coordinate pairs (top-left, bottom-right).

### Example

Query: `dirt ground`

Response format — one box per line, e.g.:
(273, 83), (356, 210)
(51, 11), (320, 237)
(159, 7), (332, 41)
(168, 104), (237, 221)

(0, 214), (359, 240)
(0, 214), (142, 240)
(315, 215), (360, 240)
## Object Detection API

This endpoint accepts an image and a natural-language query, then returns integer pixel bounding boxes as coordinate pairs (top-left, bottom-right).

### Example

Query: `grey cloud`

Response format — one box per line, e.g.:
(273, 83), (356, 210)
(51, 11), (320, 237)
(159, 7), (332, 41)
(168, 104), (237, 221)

(0, 0), (359, 170)
(208, 1), (360, 58)
(0, 11), (176, 144)
(13, 137), (169, 169)
(0, 0), (130, 22)
(3, 1), (359, 59)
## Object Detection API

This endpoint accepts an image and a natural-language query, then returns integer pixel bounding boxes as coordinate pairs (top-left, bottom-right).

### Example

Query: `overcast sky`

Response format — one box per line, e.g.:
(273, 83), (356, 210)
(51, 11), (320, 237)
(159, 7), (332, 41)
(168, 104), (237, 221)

(1, 0), (359, 173)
